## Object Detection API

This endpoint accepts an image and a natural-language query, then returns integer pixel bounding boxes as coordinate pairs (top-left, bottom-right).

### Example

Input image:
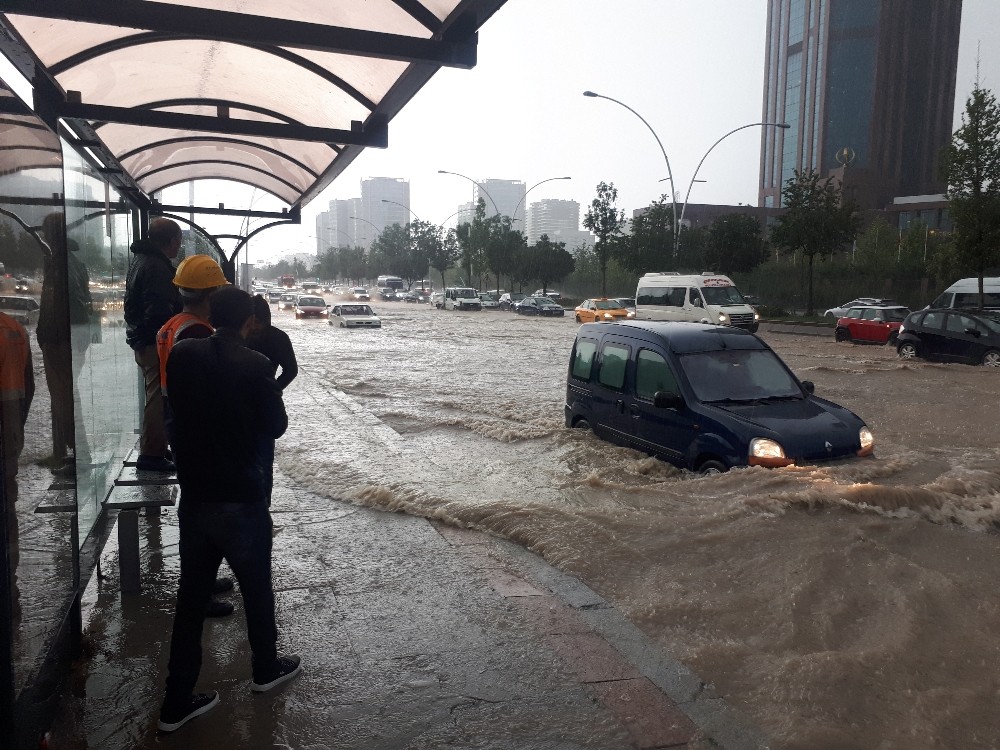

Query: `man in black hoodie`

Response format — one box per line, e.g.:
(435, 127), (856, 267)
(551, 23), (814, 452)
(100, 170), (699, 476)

(124, 218), (182, 472)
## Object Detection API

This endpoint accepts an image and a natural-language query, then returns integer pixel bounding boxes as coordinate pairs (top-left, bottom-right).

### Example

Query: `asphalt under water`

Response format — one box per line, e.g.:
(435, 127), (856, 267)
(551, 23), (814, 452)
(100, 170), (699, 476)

(275, 302), (1000, 750)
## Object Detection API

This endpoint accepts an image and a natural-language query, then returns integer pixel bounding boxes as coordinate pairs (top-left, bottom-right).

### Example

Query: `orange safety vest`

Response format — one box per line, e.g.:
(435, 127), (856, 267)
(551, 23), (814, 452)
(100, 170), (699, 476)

(0, 312), (30, 398)
(156, 312), (213, 393)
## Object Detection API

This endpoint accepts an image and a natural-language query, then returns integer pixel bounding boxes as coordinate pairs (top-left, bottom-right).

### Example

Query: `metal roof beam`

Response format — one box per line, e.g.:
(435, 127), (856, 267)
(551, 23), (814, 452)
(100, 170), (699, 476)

(152, 203), (300, 221)
(58, 101), (389, 148)
(1, 0), (477, 69)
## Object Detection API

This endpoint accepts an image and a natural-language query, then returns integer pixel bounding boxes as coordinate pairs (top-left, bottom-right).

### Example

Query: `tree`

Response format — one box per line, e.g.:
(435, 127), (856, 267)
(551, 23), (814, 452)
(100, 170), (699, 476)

(770, 169), (859, 314)
(524, 234), (575, 293)
(455, 199), (490, 285)
(617, 195), (673, 275)
(426, 226), (460, 293)
(583, 181), (625, 296)
(706, 213), (765, 274)
(940, 83), (1000, 305)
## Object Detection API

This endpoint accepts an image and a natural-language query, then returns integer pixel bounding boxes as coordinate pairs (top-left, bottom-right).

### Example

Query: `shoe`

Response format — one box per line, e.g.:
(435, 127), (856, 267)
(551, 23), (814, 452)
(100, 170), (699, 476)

(213, 576), (234, 594)
(136, 455), (176, 472)
(157, 691), (219, 732)
(251, 654), (302, 693)
(205, 599), (235, 618)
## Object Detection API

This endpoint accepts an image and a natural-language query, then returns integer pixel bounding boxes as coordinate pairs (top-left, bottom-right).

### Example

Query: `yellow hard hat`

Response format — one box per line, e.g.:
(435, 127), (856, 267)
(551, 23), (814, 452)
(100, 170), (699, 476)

(173, 255), (230, 290)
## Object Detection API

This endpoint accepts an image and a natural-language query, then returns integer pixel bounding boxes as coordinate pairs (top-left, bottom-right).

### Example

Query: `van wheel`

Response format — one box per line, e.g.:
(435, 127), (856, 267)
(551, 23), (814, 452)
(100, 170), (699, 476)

(697, 459), (726, 475)
(834, 328), (850, 342)
(982, 349), (1000, 367)
(574, 418), (591, 431)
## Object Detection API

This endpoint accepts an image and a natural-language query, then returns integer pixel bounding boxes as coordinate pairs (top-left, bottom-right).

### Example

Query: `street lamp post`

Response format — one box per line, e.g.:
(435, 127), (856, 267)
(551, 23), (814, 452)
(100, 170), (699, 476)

(510, 176), (571, 231)
(438, 169), (500, 218)
(583, 90), (678, 249)
(381, 198), (421, 224)
(675, 121), (790, 255)
(349, 215), (381, 249)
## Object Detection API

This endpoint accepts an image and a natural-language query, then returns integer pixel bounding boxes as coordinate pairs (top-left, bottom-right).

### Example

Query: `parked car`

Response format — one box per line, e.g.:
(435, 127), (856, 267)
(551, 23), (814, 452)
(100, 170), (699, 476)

(0, 294), (40, 326)
(824, 298), (895, 318)
(574, 298), (633, 324)
(834, 305), (910, 345)
(478, 292), (499, 310)
(498, 292), (525, 311)
(514, 296), (565, 317)
(294, 295), (329, 319)
(533, 289), (561, 301)
(896, 308), (1000, 366)
(278, 292), (296, 310)
(329, 303), (382, 329)
(565, 321), (875, 472)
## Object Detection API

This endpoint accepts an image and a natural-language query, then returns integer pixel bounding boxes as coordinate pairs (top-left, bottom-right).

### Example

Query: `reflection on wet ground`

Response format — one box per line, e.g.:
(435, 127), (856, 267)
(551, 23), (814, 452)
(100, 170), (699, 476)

(271, 303), (1000, 750)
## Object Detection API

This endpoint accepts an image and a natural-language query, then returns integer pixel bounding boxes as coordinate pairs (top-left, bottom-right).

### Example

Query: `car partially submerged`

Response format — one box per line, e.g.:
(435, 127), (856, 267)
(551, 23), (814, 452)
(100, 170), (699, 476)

(329, 303), (382, 328)
(294, 295), (329, 319)
(566, 321), (874, 472)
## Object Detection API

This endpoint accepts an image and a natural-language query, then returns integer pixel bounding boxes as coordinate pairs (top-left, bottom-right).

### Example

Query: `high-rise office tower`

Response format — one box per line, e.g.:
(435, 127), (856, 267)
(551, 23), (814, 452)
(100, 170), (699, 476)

(475, 179), (525, 220)
(759, 0), (962, 210)
(359, 177), (410, 248)
(525, 198), (593, 248)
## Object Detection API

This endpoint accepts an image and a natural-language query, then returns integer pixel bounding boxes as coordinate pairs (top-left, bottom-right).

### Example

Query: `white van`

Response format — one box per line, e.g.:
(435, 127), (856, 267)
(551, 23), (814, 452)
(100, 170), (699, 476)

(635, 272), (759, 332)
(929, 277), (1000, 309)
(444, 287), (482, 311)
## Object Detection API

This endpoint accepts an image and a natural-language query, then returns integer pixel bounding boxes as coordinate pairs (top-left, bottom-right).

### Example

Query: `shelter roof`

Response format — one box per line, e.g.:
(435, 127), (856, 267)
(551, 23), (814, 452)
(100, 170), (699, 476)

(0, 0), (507, 216)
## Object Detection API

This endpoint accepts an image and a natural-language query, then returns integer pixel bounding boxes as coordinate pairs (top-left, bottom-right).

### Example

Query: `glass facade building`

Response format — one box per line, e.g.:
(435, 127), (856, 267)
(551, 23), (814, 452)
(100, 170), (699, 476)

(759, 0), (962, 210)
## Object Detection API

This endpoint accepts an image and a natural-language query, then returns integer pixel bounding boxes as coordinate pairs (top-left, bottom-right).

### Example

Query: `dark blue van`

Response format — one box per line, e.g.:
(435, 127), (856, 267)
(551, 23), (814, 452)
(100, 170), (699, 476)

(565, 321), (874, 472)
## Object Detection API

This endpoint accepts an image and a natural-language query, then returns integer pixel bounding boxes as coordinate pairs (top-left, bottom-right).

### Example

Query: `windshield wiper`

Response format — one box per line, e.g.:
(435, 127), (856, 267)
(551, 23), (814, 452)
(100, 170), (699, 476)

(703, 397), (763, 405)
(756, 394), (804, 402)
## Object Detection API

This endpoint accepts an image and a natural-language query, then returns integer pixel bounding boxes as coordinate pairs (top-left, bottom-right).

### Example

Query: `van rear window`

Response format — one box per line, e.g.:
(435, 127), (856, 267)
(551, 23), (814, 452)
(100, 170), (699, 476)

(571, 339), (597, 380)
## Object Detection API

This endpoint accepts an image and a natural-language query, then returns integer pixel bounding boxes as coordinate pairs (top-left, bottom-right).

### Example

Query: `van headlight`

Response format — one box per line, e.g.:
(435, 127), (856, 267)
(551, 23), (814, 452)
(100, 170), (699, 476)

(749, 438), (793, 467)
(717, 312), (728, 322)
(754, 311), (761, 321)
(858, 426), (875, 456)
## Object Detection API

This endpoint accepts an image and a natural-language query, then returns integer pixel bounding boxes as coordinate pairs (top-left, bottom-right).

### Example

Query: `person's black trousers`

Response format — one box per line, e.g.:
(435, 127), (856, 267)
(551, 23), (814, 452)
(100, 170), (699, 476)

(163, 500), (278, 707)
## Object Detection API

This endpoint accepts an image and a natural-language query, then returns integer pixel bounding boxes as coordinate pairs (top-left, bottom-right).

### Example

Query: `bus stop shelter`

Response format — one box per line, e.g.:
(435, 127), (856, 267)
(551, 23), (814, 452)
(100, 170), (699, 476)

(0, 1), (507, 744)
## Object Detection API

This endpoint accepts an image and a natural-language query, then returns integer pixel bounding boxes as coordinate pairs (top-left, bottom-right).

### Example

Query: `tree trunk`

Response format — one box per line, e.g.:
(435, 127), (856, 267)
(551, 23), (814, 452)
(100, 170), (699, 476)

(807, 252), (815, 315)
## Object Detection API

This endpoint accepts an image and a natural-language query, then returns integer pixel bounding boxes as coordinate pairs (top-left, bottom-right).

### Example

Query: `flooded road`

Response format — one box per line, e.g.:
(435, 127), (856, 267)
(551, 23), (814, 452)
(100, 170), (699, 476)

(275, 301), (1000, 750)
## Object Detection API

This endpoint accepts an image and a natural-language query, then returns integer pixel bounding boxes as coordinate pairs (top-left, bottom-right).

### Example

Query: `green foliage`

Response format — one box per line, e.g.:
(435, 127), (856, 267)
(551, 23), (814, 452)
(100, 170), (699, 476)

(523, 234), (575, 292)
(426, 225), (460, 292)
(940, 83), (1000, 304)
(770, 169), (860, 313)
(616, 195), (673, 274)
(583, 181), (625, 296)
(706, 213), (765, 273)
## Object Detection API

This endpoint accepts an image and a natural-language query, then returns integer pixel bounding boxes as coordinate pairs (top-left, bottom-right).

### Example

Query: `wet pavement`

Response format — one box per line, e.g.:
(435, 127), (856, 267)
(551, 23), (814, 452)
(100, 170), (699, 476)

(47, 464), (769, 749)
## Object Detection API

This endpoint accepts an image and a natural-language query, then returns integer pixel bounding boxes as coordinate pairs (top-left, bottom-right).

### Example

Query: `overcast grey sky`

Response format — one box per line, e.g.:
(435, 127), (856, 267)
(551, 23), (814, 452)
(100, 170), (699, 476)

(237, 0), (998, 264)
(3, 2), (995, 264)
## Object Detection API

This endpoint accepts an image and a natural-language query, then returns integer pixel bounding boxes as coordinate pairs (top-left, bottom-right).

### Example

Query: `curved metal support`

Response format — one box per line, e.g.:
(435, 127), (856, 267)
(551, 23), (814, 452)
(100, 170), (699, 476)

(136, 159), (305, 196)
(154, 211), (227, 262)
(0, 206), (50, 253)
(152, 176), (288, 207)
(229, 218), (297, 263)
(117, 135), (325, 175)
(51, 32), (376, 110)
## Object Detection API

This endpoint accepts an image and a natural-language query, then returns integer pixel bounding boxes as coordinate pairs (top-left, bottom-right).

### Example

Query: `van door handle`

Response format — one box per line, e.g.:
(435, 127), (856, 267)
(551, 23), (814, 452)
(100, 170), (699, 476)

(616, 399), (625, 414)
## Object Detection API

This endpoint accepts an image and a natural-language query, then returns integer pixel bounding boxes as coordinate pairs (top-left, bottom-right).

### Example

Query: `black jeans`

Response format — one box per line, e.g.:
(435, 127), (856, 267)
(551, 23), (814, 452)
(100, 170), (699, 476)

(164, 501), (277, 706)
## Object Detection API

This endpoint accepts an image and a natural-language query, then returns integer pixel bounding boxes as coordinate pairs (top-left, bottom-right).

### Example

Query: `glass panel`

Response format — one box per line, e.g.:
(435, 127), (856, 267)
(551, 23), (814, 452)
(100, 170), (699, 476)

(140, 168), (300, 206)
(0, 78), (76, 701)
(61, 143), (142, 547)
(571, 339), (597, 381)
(597, 344), (628, 390)
(635, 349), (677, 401)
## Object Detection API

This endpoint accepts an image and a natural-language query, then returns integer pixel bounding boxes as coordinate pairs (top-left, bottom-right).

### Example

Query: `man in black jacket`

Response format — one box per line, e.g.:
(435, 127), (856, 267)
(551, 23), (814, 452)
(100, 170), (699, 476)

(158, 287), (300, 733)
(124, 217), (182, 472)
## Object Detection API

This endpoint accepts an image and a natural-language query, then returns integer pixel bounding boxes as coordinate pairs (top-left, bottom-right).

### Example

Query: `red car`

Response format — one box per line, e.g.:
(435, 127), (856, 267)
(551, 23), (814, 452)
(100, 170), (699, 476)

(835, 305), (910, 345)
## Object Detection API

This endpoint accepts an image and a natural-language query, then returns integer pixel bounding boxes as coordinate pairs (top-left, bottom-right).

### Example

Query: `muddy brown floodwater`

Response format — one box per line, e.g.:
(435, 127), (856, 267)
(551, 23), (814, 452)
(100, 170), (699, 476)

(275, 301), (1000, 750)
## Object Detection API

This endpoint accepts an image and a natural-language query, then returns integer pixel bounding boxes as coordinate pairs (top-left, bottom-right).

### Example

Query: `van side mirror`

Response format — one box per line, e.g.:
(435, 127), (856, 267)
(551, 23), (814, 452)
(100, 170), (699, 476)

(653, 391), (684, 409)
(800, 380), (815, 394)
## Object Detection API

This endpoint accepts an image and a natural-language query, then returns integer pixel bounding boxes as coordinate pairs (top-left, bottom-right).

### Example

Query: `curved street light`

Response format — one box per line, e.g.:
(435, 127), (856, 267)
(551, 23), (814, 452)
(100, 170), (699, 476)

(583, 90), (677, 248)
(510, 176), (571, 229)
(438, 169), (500, 217)
(675, 121), (790, 255)
(349, 215), (381, 248)
(381, 198), (421, 224)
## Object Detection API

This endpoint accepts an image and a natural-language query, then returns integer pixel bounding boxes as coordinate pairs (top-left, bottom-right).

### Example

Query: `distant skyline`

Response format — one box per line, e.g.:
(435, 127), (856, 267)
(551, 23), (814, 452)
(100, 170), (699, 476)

(4, 1), (998, 266)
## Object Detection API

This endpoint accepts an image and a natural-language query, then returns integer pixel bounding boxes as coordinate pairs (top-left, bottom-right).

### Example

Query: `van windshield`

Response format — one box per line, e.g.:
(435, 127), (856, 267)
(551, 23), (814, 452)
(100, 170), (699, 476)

(679, 349), (802, 403)
(701, 286), (747, 306)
